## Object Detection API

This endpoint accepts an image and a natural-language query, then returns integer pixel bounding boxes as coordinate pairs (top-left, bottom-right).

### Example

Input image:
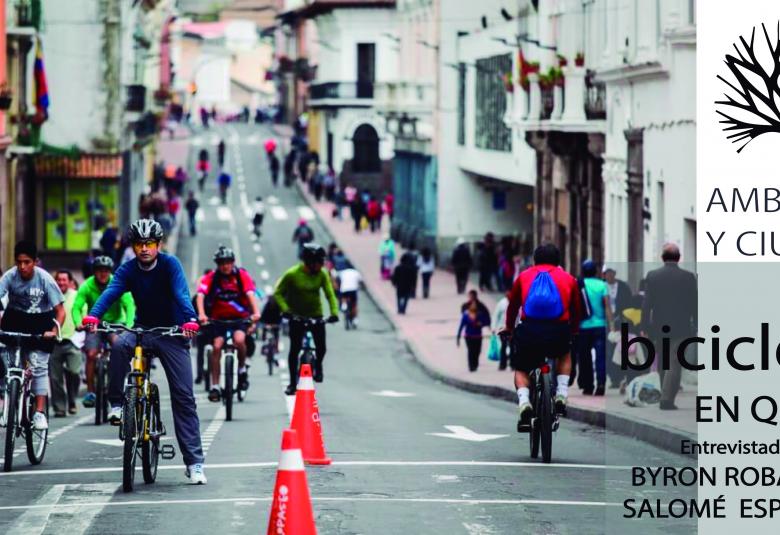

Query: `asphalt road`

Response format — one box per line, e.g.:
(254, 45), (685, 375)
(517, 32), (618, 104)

(0, 123), (696, 534)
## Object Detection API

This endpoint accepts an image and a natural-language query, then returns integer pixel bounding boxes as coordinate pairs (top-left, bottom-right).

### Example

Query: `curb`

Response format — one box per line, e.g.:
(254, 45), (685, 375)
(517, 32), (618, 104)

(293, 162), (696, 457)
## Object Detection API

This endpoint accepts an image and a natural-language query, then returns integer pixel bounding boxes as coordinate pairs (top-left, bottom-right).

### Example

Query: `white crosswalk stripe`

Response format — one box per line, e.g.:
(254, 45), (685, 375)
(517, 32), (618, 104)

(297, 206), (315, 221)
(270, 206), (288, 220)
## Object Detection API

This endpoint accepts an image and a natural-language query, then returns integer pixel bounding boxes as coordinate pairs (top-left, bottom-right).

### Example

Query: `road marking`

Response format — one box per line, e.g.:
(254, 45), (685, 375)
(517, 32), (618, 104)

(202, 406), (226, 454)
(267, 195), (279, 205)
(264, 284), (273, 294)
(5, 484), (65, 533)
(216, 207), (232, 221)
(433, 474), (459, 483)
(191, 137), (203, 146)
(253, 243), (262, 252)
(86, 438), (172, 447)
(208, 196), (221, 206)
(195, 210), (205, 222)
(190, 234), (200, 284)
(0, 495), (620, 512)
(270, 206), (288, 220)
(463, 523), (498, 535)
(244, 208), (253, 219)
(427, 426), (508, 442)
(370, 390), (416, 398)
(49, 414), (92, 439)
(256, 256), (265, 265)
(297, 206), (315, 221)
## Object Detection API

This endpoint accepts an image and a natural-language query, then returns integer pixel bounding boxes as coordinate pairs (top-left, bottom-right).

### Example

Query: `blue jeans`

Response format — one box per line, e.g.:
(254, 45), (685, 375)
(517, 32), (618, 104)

(110, 331), (204, 465)
(576, 327), (607, 391)
(397, 293), (410, 314)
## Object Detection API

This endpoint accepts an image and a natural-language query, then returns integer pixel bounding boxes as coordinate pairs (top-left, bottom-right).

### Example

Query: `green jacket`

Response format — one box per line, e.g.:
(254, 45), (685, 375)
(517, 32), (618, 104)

(72, 275), (135, 327)
(274, 263), (339, 318)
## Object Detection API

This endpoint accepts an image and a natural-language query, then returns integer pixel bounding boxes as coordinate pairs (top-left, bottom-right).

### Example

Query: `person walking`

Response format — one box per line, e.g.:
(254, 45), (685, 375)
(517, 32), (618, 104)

(391, 254), (417, 314)
(641, 243), (697, 410)
(185, 192), (200, 236)
(366, 196), (381, 233)
(378, 234), (396, 280)
(461, 289), (491, 324)
(417, 247), (435, 298)
(350, 194), (365, 233)
(492, 291), (511, 370)
(269, 151), (280, 187)
(575, 260), (614, 396)
(602, 266), (633, 388)
(50, 270), (83, 417)
(451, 238), (472, 294)
(457, 301), (490, 372)
(217, 139), (226, 168)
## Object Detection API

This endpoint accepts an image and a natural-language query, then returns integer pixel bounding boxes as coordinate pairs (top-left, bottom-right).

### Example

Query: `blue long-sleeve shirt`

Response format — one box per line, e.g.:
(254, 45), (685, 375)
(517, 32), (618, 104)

(457, 311), (490, 339)
(89, 253), (197, 327)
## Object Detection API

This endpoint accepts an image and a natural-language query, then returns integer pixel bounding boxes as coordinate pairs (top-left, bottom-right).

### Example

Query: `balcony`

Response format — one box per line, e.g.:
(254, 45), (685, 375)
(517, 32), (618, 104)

(308, 81), (375, 107)
(126, 85), (146, 113)
(374, 80), (435, 114)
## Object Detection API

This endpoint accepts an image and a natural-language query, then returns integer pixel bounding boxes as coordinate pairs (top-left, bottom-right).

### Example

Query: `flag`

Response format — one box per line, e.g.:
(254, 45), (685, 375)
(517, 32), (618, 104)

(34, 37), (49, 122)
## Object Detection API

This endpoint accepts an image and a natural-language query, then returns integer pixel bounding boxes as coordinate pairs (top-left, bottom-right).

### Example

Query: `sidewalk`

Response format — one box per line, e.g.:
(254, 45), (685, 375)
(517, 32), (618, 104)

(297, 184), (697, 454)
(156, 127), (192, 255)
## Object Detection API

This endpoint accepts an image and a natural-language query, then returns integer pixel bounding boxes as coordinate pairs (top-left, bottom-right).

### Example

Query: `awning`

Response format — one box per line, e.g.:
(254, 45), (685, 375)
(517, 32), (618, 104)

(34, 154), (123, 180)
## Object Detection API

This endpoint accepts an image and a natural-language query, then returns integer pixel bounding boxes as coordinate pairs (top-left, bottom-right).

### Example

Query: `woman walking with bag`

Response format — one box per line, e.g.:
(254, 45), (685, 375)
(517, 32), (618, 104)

(457, 302), (490, 372)
(417, 247), (435, 298)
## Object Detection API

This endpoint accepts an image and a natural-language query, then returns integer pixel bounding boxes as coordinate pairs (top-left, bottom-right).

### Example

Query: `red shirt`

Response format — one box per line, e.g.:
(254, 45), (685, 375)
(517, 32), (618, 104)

(197, 268), (256, 319)
(505, 264), (582, 331)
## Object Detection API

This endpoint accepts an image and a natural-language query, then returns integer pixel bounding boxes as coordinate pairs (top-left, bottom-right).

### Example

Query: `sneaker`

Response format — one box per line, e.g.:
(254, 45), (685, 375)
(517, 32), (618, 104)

(208, 387), (221, 402)
(54, 410), (67, 418)
(594, 385), (605, 396)
(238, 371), (249, 391)
(284, 384), (297, 396)
(32, 411), (49, 430)
(516, 402), (532, 432)
(185, 463), (207, 485)
(313, 362), (323, 383)
(108, 406), (122, 425)
(82, 392), (96, 408)
(352, 318), (358, 328)
(554, 395), (568, 416)
(68, 405), (77, 415)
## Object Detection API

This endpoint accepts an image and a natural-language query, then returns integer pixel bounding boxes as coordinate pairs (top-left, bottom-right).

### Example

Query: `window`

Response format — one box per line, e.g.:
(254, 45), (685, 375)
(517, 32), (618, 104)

(44, 181), (118, 251)
(475, 53), (511, 152)
(352, 124), (380, 173)
(688, 0), (696, 25)
(457, 63), (466, 145)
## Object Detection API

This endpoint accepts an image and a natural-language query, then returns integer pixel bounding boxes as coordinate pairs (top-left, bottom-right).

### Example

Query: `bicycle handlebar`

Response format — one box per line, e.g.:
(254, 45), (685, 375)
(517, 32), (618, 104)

(200, 319), (254, 327)
(0, 318), (62, 343)
(96, 322), (186, 338)
(283, 314), (329, 325)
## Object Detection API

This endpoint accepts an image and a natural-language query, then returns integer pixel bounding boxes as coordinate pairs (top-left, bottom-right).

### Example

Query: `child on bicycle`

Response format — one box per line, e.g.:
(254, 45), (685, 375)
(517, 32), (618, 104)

(0, 241), (65, 431)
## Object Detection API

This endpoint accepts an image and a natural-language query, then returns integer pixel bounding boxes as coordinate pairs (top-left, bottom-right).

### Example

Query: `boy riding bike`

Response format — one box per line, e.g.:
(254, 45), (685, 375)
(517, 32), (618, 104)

(82, 219), (206, 485)
(195, 246), (261, 402)
(336, 262), (362, 327)
(0, 241), (65, 431)
(274, 243), (339, 395)
(72, 255), (136, 408)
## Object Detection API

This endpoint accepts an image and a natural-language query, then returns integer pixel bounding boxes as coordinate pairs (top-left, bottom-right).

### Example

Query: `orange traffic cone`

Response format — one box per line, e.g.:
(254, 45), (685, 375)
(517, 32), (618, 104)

(267, 429), (317, 535)
(291, 364), (332, 465)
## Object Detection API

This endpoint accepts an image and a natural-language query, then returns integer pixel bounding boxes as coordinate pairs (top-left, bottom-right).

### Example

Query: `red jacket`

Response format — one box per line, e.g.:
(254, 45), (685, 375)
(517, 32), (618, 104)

(367, 200), (381, 219)
(505, 264), (582, 332)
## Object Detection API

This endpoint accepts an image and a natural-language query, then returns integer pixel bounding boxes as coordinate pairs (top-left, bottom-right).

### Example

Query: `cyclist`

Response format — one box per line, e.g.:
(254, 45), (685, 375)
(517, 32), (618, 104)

(72, 255), (135, 408)
(291, 218), (314, 258)
(195, 246), (260, 402)
(82, 219), (206, 485)
(253, 196), (265, 237)
(274, 243), (339, 395)
(337, 262), (362, 326)
(259, 295), (283, 365)
(196, 149), (210, 191)
(0, 241), (65, 430)
(503, 243), (582, 429)
(217, 169), (231, 204)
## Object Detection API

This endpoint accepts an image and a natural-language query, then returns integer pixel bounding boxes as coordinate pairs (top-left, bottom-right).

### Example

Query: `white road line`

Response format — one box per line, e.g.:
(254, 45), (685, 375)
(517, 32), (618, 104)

(208, 196), (221, 206)
(202, 406), (226, 455)
(49, 414), (92, 439)
(253, 243), (262, 252)
(239, 191), (248, 208)
(195, 210), (205, 222)
(190, 236), (200, 284)
(255, 256), (265, 265)
(270, 206), (288, 220)
(216, 207), (232, 221)
(297, 206), (316, 221)
(5, 484), (65, 534)
(264, 284), (273, 294)
(260, 270), (269, 280)
(0, 495), (620, 512)
(267, 195), (279, 205)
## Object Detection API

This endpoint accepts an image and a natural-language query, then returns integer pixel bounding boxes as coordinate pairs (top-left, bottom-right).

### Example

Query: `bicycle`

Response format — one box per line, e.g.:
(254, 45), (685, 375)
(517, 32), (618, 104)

(285, 314), (331, 380)
(204, 319), (252, 422)
(261, 325), (280, 376)
(96, 323), (178, 492)
(0, 323), (60, 473)
(341, 293), (357, 331)
(93, 339), (111, 426)
(525, 359), (560, 464)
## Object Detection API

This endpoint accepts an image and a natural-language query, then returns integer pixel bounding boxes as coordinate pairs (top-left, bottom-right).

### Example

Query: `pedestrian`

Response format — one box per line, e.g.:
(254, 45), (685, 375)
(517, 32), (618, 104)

(383, 192), (394, 222)
(333, 186), (346, 220)
(283, 151), (295, 187)
(451, 238), (472, 294)
(168, 194), (181, 218)
(174, 166), (188, 195)
(269, 151), (280, 187)
(461, 289), (491, 324)
(99, 226), (118, 258)
(366, 196), (381, 232)
(378, 234), (396, 279)
(185, 192), (200, 236)
(478, 232), (499, 292)
(492, 291), (511, 370)
(602, 266), (633, 389)
(574, 259), (614, 396)
(402, 247), (419, 298)
(350, 195), (365, 233)
(197, 149), (210, 192)
(50, 270), (83, 417)
(323, 166), (336, 201)
(641, 243), (697, 410)
(217, 169), (231, 204)
(391, 254), (416, 314)
(457, 301), (490, 372)
(417, 247), (435, 298)
(312, 166), (325, 201)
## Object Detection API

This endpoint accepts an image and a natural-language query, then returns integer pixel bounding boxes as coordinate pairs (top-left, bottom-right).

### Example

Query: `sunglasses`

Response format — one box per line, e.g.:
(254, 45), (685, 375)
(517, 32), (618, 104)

(132, 240), (160, 249)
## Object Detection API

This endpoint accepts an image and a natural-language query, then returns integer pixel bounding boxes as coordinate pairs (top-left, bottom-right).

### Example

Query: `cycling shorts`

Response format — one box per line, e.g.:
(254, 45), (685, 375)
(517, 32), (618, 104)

(510, 320), (571, 373)
(207, 322), (249, 341)
(341, 290), (358, 305)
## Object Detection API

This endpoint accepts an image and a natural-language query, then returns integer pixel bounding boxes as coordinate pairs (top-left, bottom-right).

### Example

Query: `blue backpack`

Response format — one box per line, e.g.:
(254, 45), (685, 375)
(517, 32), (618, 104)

(523, 269), (564, 320)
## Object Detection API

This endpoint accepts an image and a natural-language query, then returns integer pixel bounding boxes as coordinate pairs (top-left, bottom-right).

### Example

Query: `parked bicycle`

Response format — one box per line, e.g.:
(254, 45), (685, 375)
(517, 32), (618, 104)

(96, 323), (178, 492)
(0, 322), (60, 473)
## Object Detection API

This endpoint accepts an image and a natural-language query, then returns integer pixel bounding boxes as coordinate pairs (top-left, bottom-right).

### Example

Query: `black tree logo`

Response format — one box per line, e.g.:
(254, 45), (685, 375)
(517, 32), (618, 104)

(716, 23), (780, 153)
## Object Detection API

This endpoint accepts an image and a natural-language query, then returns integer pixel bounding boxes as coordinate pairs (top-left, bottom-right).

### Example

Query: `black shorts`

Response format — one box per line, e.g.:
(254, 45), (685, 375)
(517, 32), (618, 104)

(341, 290), (358, 305)
(208, 322), (249, 341)
(510, 321), (572, 373)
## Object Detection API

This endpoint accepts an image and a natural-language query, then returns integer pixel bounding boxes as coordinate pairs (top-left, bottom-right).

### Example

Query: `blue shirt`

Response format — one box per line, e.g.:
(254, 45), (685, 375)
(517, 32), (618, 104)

(580, 277), (608, 329)
(89, 253), (196, 327)
(457, 311), (490, 339)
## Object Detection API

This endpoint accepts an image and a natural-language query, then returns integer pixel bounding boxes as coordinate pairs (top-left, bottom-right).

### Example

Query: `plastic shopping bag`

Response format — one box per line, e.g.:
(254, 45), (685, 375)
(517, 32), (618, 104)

(487, 334), (500, 362)
(625, 372), (662, 407)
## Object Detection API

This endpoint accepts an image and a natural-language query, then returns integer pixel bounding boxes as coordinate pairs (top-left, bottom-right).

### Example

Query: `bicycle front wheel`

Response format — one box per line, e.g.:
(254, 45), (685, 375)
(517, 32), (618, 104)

(3, 380), (19, 472)
(142, 384), (160, 484)
(224, 354), (234, 421)
(95, 358), (105, 426)
(529, 382), (540, 459)
(26, 394), (48, 465)
(122, 387), (139, 492)
(540, 373), (553, 464)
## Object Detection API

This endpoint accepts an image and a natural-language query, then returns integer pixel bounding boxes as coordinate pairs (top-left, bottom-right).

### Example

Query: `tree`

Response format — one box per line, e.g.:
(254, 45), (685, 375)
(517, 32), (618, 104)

(716, 23), (780, 153)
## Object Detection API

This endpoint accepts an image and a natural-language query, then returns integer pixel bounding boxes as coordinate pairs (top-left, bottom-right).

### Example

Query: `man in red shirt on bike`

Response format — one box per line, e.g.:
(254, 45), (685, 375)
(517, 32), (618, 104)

(503, 244), (582, 430)
(195, 246), (260, 402)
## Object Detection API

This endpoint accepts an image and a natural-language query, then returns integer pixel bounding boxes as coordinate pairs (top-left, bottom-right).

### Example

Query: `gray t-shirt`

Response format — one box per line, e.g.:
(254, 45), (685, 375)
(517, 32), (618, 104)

(0, 266), (64, 314)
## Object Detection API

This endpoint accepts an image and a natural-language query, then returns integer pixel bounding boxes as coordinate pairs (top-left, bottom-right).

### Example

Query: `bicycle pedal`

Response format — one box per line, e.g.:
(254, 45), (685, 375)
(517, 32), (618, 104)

(160, 444), (176, 460)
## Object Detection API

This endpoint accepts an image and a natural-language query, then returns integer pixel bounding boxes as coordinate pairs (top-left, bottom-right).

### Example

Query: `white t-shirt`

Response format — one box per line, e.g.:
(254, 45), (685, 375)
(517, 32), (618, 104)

(254, 201), (265, 215)
(338, 269), (362, 292)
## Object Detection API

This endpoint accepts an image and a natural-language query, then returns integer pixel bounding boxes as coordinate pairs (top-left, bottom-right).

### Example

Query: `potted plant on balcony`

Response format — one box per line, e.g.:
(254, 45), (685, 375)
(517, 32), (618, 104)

(549, 67), (565, 88)
(0, 84), (13, 111)
(557, 54), (568, 67)
(153, 88), (171, 104)
(575, 52), (585, 67)
(502, 72), (514, 93)
(538, 72), (554, 91)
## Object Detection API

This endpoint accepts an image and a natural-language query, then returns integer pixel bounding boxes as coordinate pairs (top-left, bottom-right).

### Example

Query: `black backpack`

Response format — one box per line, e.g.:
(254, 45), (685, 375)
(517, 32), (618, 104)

(577, 277), (594, 320)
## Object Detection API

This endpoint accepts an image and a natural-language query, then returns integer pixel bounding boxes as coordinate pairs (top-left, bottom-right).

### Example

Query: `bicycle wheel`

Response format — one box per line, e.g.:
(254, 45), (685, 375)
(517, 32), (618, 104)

(204, 346), (212, 392)
(224, 354), (234, 421)
(266, 347), (274, 376)
(25, 393), (48, 465)
(122, 387), (139, 492)
(540, 373), (553, 464)
(3, 380), (19, 472)
(95, 358), (105, 426)
(142, 384), (160, 484)
(529, 381), (540, 459)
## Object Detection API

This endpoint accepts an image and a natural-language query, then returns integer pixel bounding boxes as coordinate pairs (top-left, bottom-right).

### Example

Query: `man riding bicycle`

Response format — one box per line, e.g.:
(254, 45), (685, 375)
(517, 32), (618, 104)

(292, 218), (314, 259)
(503, 244), (582, 430)
(195, 246), (260, 402)
(337, 262), (362, 326)
(72, 255), (135, 408)
(274, 243), (339, 395)
(0, 241), (65, 431)
(82, 219), (206, 485)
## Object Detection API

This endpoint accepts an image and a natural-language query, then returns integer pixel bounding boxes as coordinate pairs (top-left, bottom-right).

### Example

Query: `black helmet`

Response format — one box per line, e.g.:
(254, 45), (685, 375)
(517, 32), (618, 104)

(213, 245), (235, 262)
(93, 255), (115, 271)
(127, 219), (164, 242)
(301, 243), (326, 265)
